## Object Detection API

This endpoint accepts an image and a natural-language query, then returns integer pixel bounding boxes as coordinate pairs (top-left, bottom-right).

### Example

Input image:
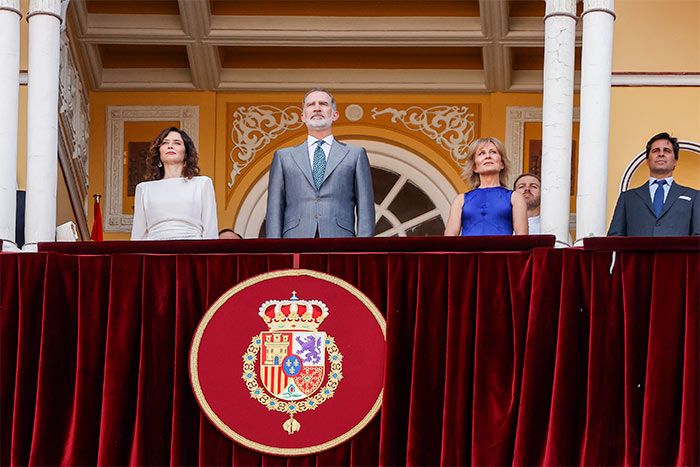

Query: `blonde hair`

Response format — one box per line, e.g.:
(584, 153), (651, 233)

(462, 137), (511, 189)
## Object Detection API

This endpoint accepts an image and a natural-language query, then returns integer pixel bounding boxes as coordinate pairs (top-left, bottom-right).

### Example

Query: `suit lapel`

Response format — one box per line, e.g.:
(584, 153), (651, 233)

(659, 181), (683, 218)
(631, 183), (655, 216)
(290, 142), (316, 188)
(322, 141), (349, 185)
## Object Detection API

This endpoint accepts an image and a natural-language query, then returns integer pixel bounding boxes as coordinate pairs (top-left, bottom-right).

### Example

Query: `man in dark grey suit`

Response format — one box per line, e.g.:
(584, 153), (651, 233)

(265, 88), (375, 238)
(608, 132), (699, 236)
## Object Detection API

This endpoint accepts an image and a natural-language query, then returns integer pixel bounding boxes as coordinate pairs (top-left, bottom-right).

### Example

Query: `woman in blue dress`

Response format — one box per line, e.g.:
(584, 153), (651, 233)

(444, 137), (528, 236)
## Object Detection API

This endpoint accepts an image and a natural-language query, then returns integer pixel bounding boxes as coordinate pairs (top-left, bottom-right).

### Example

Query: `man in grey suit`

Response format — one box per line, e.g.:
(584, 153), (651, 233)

(608, 132), (699, 236)
(265, 88), (375, 238)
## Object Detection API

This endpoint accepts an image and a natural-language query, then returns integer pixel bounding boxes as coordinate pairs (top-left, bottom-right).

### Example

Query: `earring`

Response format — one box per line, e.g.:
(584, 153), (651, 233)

(158, 160), (163, 168)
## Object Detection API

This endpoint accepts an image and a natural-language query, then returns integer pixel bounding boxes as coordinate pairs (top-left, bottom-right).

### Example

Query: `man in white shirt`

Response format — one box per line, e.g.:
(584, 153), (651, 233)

(265, 88), (375, 238)
(514, 173), (542, 234)
(608, 132), (699, 236)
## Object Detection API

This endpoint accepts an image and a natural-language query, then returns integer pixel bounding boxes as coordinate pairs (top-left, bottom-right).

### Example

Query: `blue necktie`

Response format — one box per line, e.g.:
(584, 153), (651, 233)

(312, 140), (326, 190)
(652, 179), (667, 217)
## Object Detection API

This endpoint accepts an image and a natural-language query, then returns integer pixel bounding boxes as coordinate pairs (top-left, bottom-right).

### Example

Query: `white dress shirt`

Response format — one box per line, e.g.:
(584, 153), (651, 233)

(528, 215), (541, 235)
(648, 176), (673, 202)
(307, 135), (334, 167)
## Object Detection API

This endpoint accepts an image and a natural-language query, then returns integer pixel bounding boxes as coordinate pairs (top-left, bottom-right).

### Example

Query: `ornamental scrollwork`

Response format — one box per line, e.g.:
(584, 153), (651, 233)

(229, 105), (304, 188)
(371, 106), (476, 168)
(58, 29), (90, 211)
(59, 32), (89, 183)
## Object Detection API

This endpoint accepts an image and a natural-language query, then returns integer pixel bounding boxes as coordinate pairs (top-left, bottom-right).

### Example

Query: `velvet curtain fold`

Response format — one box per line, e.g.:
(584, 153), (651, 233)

(1, 248), (697, 466)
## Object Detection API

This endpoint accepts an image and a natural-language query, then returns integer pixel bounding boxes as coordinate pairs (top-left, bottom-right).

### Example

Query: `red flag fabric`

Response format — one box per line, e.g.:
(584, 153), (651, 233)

(91, 195), (103, 241)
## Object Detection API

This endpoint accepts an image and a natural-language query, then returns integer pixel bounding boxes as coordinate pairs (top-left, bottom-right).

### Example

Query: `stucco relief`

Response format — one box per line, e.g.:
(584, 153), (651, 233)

(59, 31), (89, 196)
(228, 105), (303, 188)
(370, 105), (477, 170)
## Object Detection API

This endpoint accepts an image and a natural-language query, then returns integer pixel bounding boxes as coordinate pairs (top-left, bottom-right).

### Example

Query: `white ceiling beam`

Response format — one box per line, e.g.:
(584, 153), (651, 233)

(187, 44), (220, 90)
(217, 69), (487, 92)
(81, 14), (187, 40)
(177, 0), (210, 37)
(208, 15), (484, 46)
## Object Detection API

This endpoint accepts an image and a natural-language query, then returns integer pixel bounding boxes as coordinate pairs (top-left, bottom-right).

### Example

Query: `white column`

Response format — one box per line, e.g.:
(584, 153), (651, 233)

(540, 0), (577, 246)
(23, 0), (62, 250)
(575, 0), (615, 244)
(0, 0), (21, 250)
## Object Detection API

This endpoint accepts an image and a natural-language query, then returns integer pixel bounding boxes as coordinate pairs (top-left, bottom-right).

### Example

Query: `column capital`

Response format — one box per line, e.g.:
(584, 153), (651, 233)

(544, 0), (577, 21)
(27, 0), (62, 21)
(0, 0), (21, 17)
(582, 0), (615, 19)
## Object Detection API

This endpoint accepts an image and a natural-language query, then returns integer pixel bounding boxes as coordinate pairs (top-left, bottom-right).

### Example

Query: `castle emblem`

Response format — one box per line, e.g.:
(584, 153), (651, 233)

(242, 292), (343, 434)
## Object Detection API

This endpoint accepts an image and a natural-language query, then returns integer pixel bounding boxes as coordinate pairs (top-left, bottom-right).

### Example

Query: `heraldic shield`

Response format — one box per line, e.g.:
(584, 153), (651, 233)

(242, 292), (343, 434)
(259, 330), (326, 400)
(190, 269), (385, 457)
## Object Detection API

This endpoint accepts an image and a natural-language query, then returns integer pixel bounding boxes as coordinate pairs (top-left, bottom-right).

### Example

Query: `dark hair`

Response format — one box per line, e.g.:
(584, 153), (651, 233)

(513, 173), (541, 190)
(145, 127), (200, 180)
(646, 132), (679, 160)
(218, 228), (242, 239)
(302, 88), (337, 111)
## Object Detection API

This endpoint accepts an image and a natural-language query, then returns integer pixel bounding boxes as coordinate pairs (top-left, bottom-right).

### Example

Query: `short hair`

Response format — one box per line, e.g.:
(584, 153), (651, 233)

(513, 173), (541, 190)
(145, 127), (200, 180)
(218, 228), (242, 239)
(646, 132), (679, 160)
(302, 88), (337, 112)
(462, 137), (511, 189)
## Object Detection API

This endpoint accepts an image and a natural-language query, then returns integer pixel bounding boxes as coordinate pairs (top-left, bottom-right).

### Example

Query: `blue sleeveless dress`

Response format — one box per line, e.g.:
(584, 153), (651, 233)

(460, 186), (514, 236)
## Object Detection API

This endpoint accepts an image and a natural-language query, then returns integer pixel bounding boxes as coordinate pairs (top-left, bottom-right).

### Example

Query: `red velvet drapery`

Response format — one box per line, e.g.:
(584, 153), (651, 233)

(1, 237), (697, 466)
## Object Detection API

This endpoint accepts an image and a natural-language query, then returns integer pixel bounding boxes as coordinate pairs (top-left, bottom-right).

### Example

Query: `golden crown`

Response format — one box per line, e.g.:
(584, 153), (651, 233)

(258, 292), (329, 331)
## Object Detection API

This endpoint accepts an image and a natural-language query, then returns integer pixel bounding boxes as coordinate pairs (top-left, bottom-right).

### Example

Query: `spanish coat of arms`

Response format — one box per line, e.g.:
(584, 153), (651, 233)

(242, 292), (343, 434)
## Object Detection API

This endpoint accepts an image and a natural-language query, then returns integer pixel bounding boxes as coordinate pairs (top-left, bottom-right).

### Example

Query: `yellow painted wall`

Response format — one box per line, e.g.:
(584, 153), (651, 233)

(614, 0), (700, 72)
(608, 88), (700, 222)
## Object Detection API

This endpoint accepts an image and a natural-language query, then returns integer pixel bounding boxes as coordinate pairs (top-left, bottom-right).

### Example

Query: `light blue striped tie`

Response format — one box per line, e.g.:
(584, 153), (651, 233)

(312, 140), (326, 189)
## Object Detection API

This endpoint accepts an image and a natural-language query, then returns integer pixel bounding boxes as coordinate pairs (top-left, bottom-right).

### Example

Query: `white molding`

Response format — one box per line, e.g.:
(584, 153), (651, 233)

(218, 69), (487, 92)
(177, 0), (210, 37)
(611, 73), (700, 87)
(0, 0), (21, 16)
(505, 105), (580, 187)
(208, 16), (482, 46)
(83, 13), (186, 39)
(104, 105), (199, 232)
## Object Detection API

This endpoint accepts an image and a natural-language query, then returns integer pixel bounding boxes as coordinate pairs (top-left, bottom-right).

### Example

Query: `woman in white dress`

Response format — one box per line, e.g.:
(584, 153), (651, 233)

(131, 127), (218, 240)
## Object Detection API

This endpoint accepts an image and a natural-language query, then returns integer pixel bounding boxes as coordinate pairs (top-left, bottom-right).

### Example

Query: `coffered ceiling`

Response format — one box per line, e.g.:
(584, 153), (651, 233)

(67, 0), (582, 92)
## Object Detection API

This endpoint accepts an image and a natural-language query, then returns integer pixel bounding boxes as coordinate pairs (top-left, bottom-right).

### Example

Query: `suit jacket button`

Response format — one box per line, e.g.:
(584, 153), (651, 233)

(656, 221), (661, 226)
